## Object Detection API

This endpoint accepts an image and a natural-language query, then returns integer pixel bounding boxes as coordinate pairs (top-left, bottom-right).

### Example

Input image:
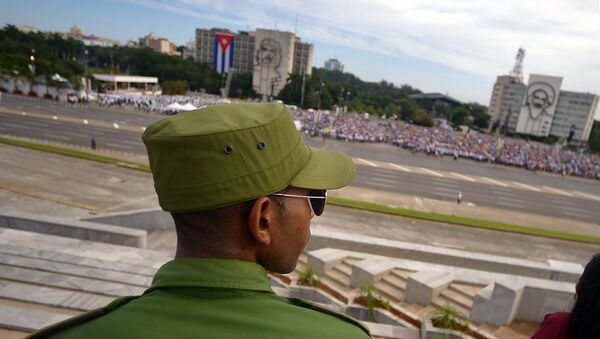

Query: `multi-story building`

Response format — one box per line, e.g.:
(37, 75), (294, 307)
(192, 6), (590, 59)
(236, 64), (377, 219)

(488, 75), (526, 133)
(488, 74), (598, 142)
(65, 25), (120, 47)
(293, 38), (314, 76)
(551, 91), (599, 142)
(195, 27), (313, 96)
(324, 58), (344, 72)
(139, 33), (180, 57)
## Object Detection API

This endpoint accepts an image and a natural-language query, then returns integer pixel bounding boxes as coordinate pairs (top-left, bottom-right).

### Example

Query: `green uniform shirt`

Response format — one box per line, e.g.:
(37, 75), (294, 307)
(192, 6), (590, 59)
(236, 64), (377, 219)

(30, 259), (371, 339)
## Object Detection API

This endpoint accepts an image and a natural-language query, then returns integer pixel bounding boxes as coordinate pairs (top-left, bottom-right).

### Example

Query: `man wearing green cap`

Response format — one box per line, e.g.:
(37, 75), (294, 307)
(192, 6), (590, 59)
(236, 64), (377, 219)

(30, 103), (370, 338)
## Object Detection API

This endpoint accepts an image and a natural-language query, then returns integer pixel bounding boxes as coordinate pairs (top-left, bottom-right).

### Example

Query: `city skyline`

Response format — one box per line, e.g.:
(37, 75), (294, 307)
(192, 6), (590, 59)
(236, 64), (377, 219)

(2, 0), (599, 118)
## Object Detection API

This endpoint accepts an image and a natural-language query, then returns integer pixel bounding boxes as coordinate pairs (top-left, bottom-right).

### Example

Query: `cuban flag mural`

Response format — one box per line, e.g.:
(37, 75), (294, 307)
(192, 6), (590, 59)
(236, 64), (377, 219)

(214, 34), (235, 74)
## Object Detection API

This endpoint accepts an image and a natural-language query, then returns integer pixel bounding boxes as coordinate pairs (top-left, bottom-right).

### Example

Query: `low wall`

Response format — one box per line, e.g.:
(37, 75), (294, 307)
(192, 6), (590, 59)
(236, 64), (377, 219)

(0, 212), (147, 248)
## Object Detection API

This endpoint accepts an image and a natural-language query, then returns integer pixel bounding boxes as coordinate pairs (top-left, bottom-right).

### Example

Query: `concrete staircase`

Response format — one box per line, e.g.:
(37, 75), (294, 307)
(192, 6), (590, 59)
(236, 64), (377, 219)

(0, 227), (169, 335)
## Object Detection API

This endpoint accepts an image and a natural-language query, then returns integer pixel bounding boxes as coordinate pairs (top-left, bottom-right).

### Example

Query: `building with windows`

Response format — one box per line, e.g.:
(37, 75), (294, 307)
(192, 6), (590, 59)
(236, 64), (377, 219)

(139, 33), (180, 57)
(195, 27), (313, 96)
(64, 26), (120, 47)
(551, 91), (599, 142)
(488, 74), (598, 142)
(324, 58), (344, 72)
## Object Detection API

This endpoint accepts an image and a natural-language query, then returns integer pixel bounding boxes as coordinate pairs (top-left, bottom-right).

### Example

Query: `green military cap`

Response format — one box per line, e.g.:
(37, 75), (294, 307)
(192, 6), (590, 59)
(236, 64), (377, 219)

(142, 103), (355, 213)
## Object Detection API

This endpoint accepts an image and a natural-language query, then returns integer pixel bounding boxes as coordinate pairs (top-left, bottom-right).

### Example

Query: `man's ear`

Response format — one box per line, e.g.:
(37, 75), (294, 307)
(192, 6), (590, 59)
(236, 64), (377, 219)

(247, 197), (277, 245)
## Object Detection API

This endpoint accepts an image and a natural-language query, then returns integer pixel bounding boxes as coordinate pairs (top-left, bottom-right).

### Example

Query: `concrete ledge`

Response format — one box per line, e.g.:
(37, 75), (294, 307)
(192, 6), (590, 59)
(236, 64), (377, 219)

(362, 321), (420, 339)
(0, 212), (147, 248)
(471, 277), (574, 325)
(82, 208), (174, 231)
(346, 305), (409, 327)
(405, 271), (453, 306)
(307, 248), (348, 275)
(0, 304), (71, 332)
(289, 285), (347, 311)
(350, 258), (396, 288)
(308, 229), (582, 282)
(420, 318), (470, 339)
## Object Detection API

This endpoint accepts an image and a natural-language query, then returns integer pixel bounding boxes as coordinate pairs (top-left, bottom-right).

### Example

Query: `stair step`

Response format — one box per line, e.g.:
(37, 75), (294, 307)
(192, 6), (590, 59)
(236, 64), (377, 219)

(374, 279), (404, 302)
(449, 283), (483, 299)
(432, 295), (470, 318)
(415, 305), (438, 318)
(439, 288), (474, 310)
(381, 272), (406, 290)
(325, 269), (350, 287)
(335, 262), (352, 276)
(391, 269), (412, 280)
(321, 276), (352, 295)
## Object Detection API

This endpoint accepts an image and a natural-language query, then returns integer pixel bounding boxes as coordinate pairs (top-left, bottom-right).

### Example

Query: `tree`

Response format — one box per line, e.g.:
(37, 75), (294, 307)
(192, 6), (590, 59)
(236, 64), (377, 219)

(161, 80), (189, 95)
(449, 106), (470, 126)
(398, 98), (419, 121)
(413, 112), (434, 127)
(468, 103), (490, 129)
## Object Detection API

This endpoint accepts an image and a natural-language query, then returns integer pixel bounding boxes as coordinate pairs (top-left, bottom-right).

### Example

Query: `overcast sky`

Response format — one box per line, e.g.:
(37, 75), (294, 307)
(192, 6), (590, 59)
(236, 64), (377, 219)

(2, 0), (600, 117)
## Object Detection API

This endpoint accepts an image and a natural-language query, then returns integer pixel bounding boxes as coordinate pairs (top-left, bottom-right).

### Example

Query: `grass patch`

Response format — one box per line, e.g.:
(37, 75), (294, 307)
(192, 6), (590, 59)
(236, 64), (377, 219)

(2, 135), (599, 245)
(0, 136), (150, 172)
(328, 196), (600, 245)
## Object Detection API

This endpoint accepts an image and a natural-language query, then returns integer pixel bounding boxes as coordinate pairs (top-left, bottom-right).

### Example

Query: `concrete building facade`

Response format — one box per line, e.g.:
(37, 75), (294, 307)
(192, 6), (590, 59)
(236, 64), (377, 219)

(488, 74), (598, 142)
(551, 91), (599, 142)
(139, 33), (180, 57)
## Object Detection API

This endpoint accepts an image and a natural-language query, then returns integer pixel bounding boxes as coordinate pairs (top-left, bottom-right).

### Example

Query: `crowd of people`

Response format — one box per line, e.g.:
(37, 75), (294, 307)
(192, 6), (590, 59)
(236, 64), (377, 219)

(291, 109), (600, 180)
(88, 94), (600, 180)
(95, 93), (230, 113)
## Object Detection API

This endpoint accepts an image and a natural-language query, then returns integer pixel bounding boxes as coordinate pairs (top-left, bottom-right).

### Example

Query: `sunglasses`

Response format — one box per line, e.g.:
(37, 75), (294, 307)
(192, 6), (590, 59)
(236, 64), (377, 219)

(269, 189), (328, 216)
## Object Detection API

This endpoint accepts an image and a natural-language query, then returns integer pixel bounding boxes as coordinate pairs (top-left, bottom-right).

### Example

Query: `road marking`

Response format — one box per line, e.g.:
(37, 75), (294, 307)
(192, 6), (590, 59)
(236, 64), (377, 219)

(542, 186), (573, 197)
(432, 191), (456, 198)
(492, 189), (515, 197)
(512, 181), (541, 192)
(61, 131), (89, 138)
(42, 133), (70, 141)
(451, 172), (476, 182)
(559, 205), (588, 213)
(113, 122), (120, 129)
(368, 176), (397, 184)
(106, 142), (132, 150)
(83, 119), (89, 125)
(434, 186), (459, 193)
(388, 163), (411, 172)
(21, 121), (49, 128)
(498, 201), (525, 209)
(572, 190), (600, 202)
(356, 158), (378, 167)
(367, 181), (392, 188)
(52, 116), (58, 120)
(122, 139), (143, 146)
(482, 177), (509, 187)
(419, 167), (443, 177)
(21, 112), (27, 116)
(562, 210), (591, 219)
(430, 242), (465, 250)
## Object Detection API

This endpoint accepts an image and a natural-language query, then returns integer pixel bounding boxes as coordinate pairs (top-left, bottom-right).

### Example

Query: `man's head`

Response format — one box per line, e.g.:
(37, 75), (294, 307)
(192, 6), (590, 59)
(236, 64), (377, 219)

(142, 103), (355, 273)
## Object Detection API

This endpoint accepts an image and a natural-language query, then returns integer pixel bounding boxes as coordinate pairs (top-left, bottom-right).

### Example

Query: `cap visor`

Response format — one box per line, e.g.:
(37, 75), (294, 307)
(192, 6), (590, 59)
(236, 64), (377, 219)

(289, 147), (355, 190)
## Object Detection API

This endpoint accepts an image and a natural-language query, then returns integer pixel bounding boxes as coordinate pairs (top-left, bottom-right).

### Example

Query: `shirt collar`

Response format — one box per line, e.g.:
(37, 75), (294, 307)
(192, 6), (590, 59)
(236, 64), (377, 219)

(148, 258), (274, 293)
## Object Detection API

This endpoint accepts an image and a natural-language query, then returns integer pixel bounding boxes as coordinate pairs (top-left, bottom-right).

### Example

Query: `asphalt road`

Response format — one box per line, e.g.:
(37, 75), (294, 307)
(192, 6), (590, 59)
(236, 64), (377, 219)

(1, 142), (596, 265)
(1, 94), (599, 223)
